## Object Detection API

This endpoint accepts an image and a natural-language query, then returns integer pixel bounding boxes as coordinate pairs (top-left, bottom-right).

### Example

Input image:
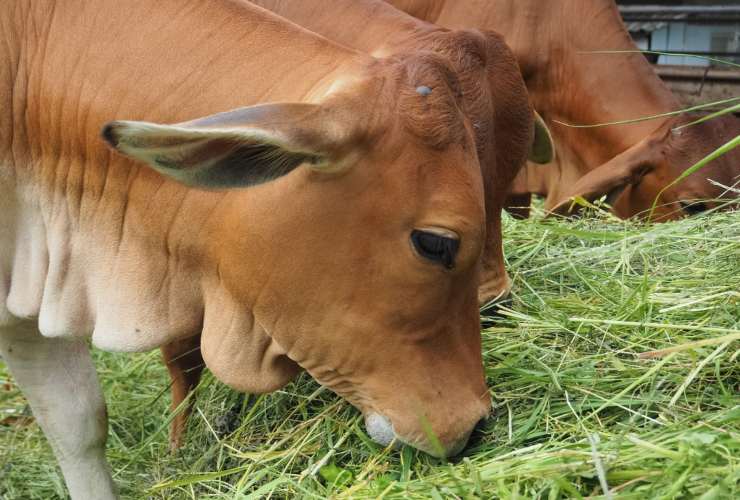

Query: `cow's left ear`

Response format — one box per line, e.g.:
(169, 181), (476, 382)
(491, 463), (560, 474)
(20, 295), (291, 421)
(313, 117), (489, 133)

(102, 103), (354, 188)
(528, 110), (554, 164)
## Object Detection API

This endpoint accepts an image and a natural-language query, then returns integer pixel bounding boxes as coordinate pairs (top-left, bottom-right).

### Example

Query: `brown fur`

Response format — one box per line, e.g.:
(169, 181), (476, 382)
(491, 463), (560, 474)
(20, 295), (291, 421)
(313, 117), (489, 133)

(1, 2), (530, 484)
(395, 51), (467, 150)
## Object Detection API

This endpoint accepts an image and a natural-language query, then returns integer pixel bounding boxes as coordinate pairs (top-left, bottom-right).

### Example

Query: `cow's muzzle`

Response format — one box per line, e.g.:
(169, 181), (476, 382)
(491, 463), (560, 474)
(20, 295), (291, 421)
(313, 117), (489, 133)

(364, 411), (483, 458)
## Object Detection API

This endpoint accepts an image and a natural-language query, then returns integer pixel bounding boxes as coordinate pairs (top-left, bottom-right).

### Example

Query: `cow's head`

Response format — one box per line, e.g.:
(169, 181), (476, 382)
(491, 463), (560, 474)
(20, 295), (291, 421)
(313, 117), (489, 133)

(102, 53), (531, 457)
(551, 114), (740, 220)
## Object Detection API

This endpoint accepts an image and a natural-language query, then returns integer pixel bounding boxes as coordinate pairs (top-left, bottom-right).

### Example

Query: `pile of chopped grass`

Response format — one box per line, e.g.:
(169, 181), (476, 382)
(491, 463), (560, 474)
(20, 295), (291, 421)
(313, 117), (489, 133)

(1, 208), (738, 499)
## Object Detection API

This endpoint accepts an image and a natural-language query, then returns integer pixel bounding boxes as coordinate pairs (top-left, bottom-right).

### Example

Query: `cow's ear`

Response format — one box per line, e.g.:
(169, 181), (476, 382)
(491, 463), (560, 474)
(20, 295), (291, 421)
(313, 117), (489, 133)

(102, 103), (353, 188)
(528, 110), (554, 164)
(548, 137), (658, 216)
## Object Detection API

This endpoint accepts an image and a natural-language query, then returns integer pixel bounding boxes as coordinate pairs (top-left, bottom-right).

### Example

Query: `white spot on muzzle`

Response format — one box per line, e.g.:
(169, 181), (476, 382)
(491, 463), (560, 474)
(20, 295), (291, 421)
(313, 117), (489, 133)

(365, 412), (480, 457)
(365, 413), (397, 447)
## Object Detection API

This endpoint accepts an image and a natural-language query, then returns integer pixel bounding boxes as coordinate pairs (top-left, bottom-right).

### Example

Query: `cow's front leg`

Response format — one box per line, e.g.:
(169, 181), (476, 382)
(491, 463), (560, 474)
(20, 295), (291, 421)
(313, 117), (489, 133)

(161, 334), (205, 450)
(503, 192), (532, 220)
(0, 323), (117, 500)
(479, 211), (512, 306)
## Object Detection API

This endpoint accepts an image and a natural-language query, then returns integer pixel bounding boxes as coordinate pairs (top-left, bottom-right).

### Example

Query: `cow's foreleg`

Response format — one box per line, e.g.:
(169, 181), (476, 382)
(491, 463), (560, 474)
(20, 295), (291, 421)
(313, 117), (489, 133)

(161, 334), (204, 450)
(0, 323), (117, 500)
(479, 211), (512, 306)
(503, 192), (532, 219)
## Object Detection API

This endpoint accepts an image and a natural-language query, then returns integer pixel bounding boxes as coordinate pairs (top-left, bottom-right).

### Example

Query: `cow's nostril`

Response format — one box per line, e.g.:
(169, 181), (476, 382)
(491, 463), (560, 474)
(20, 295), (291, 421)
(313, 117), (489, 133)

(680, 200), (708, 215)
(445, 428), (475, 457)
(474, 415), (489, 433)
(461, 415), (490, 451)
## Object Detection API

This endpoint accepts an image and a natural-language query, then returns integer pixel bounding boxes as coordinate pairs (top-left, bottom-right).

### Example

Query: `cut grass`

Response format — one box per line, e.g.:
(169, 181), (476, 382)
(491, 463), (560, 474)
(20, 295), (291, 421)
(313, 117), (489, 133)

(1, 208), (738, 499)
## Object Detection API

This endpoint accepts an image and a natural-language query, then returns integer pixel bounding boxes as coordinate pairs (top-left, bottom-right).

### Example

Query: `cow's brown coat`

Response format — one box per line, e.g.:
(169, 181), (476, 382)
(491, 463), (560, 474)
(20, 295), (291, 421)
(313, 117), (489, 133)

(0, 1), (541, 494)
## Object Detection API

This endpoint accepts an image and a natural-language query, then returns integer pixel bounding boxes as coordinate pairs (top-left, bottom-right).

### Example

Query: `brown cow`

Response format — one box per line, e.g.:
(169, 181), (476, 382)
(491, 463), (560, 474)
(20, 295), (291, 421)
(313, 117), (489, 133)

(0, 0), (539, 497)
(161, 0), (556, 448)
(388, 0), (740, 219)
(551, 113), (740, 218)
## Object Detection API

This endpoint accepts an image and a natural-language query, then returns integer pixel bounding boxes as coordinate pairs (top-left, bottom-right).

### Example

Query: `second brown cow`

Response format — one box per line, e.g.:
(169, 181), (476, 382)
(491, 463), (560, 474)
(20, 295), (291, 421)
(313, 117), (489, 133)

(391, 0), (740, 220)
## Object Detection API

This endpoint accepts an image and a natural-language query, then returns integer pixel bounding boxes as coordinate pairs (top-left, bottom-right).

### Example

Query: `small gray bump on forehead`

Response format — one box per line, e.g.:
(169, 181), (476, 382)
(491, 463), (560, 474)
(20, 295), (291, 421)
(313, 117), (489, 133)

(416, 85), (432, 96)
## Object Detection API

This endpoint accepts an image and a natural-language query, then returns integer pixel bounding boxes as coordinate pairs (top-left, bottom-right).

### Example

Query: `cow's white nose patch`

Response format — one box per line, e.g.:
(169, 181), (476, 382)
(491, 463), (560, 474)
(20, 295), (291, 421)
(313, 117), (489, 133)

(365, 413), (396, 447)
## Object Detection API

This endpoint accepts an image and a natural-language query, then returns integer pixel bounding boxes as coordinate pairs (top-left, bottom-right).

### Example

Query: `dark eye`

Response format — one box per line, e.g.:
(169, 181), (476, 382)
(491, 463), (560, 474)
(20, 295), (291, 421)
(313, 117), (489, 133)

(680, 201), (708, 216)
(411, 230), (460, 269)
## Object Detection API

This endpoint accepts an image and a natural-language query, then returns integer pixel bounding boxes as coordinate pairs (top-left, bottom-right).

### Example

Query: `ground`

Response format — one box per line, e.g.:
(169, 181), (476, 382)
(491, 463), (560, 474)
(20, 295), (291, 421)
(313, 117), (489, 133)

(1, 207), (738, 499)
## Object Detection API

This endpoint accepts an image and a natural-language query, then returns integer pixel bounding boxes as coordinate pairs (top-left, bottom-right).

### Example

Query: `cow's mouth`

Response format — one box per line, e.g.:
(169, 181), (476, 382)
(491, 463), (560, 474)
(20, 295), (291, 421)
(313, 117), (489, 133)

(363, 411), (476, 458)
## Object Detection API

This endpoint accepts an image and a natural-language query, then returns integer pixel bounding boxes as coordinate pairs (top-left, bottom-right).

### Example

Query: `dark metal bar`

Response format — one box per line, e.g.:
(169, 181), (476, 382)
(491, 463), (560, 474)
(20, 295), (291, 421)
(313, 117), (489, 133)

(619, 6), (740, 14)
(646, 51), (740, 57)
(622, 17), (740, 23)
(655, 66), (740, 81)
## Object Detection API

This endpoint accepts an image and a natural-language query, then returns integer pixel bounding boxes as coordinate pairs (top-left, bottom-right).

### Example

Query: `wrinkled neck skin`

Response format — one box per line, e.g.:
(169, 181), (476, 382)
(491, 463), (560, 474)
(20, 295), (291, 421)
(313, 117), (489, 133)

(0, 0), (372, 392)
(396, 0), (680, 203)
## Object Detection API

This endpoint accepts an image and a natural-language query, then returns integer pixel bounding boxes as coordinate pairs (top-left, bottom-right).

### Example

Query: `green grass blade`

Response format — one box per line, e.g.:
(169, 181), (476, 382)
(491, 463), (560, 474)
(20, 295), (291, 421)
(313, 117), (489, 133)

(580, 49), (740, 68)
(553, 96), (740, 128)
(673, 102), (740, 131)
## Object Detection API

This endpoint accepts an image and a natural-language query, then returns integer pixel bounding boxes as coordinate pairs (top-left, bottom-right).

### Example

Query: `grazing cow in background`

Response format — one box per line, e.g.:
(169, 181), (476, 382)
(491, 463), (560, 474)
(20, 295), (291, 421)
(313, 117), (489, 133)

(160, 0), (555, 448)
(0, 0), (540, 497)
(550, 113), (740, 218)
(388, 0), (740, 219)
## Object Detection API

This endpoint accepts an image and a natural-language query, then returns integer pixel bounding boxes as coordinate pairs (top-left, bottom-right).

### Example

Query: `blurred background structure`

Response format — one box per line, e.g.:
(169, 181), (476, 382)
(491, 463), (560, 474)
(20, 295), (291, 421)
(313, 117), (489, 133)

(617, 0), (740, 108)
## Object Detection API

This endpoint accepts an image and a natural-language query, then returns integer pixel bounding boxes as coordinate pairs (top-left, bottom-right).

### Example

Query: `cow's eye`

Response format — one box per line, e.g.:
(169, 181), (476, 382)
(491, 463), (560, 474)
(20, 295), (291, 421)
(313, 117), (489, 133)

(411, 230), (460, 269)
(680, 201), (708, 215)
